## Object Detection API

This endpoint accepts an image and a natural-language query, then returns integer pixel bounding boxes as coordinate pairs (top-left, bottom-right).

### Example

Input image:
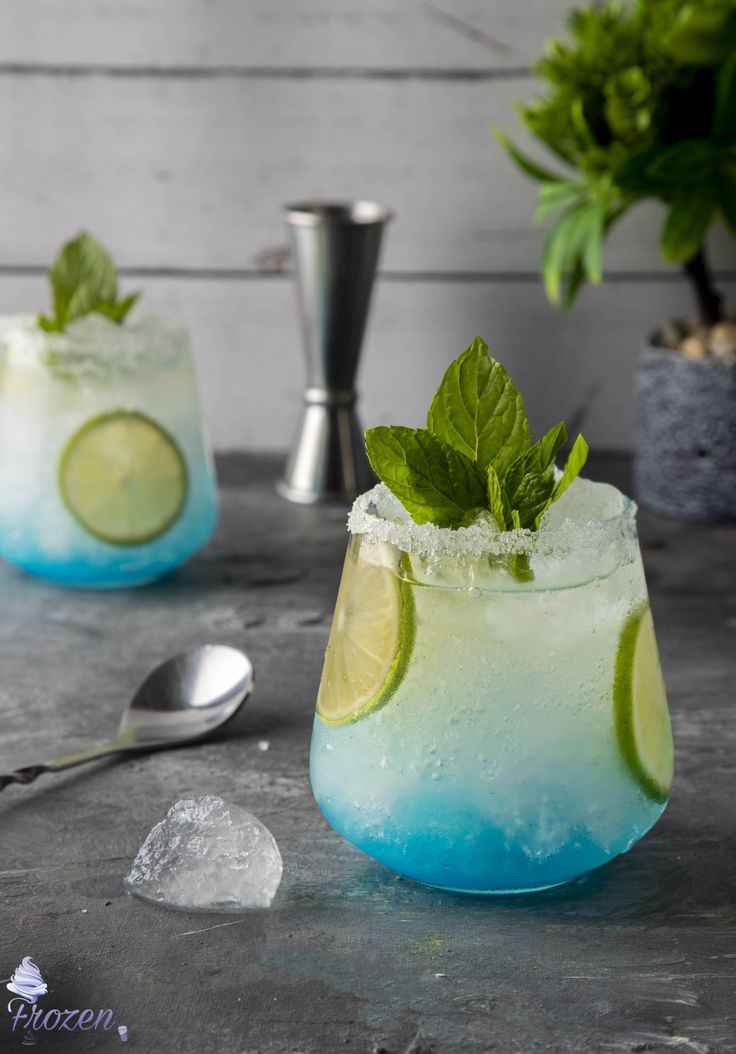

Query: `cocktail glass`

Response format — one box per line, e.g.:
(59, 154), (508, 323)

(311, 478), (673, 894)
(0, 313), (218, 588)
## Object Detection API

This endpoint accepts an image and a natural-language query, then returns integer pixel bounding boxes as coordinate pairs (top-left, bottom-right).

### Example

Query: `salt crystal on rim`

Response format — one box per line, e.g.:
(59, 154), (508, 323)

(347, 478), (634, 559)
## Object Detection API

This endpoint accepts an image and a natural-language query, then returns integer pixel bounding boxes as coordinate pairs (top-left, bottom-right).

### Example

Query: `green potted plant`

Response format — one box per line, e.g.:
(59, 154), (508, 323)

(496, 0), (736, 520)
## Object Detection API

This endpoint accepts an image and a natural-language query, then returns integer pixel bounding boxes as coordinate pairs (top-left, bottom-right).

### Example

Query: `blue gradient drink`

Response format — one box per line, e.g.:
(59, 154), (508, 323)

(0, 313), (217, 588)
(310, 479), (673, 893)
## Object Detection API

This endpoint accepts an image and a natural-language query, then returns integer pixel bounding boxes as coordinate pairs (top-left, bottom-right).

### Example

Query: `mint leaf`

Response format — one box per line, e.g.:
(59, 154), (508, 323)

(552, 433), (589, 502)
(509, 471), (556, 530)
(38, 314), (64, 334)
(486, 465), (510, 530)
(365, 426), (486, 528)
(427, 337), (530, 477)
(497, 421), (574, 532)
(39, 232), (141, 332)
(363, 338), (591, 565)
(502, 421), (566, 504)
(50, 233), (117, 326)
(508, 508), (534, 582)
(536, 421), (568, 468)
(95, 292), (141, 324)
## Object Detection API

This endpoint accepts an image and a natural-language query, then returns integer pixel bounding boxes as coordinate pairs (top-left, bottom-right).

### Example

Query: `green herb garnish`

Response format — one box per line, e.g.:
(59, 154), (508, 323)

(38, 232), (140, 333)
(365, 337), (589, 540)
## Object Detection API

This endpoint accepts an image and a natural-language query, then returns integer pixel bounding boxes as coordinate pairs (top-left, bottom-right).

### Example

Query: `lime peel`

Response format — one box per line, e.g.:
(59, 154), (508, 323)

(613, 604), (673, 803)
(316, 542), (415, 726)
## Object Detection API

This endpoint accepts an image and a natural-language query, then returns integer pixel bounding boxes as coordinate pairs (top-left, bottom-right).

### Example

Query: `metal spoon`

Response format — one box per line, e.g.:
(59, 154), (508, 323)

(0, 644), (254, 792)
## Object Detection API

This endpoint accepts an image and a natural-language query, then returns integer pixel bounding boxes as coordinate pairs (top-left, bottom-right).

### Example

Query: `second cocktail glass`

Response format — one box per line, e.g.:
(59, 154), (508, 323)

(0, 312), (218, 588)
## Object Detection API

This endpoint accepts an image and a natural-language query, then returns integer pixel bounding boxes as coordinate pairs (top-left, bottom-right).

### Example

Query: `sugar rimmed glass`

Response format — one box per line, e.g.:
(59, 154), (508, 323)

(310, 480), (674, 894)
(0, 314), (218, 588)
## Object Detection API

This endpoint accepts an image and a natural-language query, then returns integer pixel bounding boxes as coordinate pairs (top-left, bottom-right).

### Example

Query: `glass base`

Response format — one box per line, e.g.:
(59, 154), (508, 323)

(312, 793), (667, 896)
(23, 571), (161, 590)
(5, 558), (169, 590)
(0, 504), (218, 589)
(425, 877), (580, 896)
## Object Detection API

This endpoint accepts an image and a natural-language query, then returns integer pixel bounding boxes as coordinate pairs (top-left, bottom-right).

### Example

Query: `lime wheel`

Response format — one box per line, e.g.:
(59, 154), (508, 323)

(59, 410), (188, 546)
(316, 542), (415, 725)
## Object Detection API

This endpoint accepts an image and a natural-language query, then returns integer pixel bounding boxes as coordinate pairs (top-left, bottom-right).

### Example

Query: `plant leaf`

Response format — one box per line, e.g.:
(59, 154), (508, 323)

(716, 162), (736, 237)
(39, 232), (141, 332)
(541, 202), (602, 305)
(661, 188), (715, 264)
(714, 51), (736, 143)
(542, 210), (579, 305)
(535, 180), (586, 222)
(95, 291), (141, 323)
(508, 508), (535, 582)
(426, 337), (531, 477)
(486, 465), (510, 530)
(663, 6), (736, 64)
(493, 128), (563, 183)
(563, 257), (587, 311)
(570, 96), (595, 148)
(502, 421), (566, 526)
(510, 471), (557, 530)
(582, 203), (605, 284)
(536, 421), (568, 469)
(49, 232), (118, 327)
(505, 421), (567, 494)
(553, 433), (590, 502)
(645, 140), (719, 186)
(38, 314), (63, 333)
(614, 146), (665, 195)
(365, 426), (486, 528)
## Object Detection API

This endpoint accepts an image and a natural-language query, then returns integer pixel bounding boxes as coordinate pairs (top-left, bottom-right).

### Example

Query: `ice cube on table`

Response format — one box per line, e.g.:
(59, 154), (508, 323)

(125, 795), (283, 912)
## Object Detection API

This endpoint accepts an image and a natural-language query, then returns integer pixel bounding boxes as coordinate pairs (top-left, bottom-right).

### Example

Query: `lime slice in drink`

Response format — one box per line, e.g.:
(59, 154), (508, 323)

(316, 542), (415, 725)
(59, 410), (188, 546)
(613, 604), (674, 803)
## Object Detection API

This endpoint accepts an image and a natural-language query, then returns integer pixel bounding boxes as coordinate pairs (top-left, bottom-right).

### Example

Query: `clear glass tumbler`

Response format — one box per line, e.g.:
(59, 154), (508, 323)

(310, 478), (674, 894)
(0, 313), (218, 588)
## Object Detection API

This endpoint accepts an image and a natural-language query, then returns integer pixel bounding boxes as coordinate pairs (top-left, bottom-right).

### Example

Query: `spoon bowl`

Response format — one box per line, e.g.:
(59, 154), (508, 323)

(121, 645), (254, 748)
(0, 644), (255, 792)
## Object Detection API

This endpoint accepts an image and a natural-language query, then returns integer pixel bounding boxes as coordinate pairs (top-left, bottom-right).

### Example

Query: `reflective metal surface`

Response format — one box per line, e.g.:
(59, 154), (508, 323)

(278, 200), (392, 504)
(0, 645), (254, 791)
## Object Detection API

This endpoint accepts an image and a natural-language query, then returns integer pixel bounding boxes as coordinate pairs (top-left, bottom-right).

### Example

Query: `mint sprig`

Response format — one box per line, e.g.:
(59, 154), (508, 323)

(426, 337), (530, 478)
(366, 337), (589, 537)
(38, 232), (140, 333)
(365, 426), (487, 528)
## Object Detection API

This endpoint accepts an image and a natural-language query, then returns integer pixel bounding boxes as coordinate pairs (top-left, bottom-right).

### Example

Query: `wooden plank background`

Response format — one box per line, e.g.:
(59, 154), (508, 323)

(0, 1), (733, 451)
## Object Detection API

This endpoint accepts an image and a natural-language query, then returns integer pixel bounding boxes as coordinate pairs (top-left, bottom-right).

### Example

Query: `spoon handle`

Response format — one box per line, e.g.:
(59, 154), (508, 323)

(0, 741), (120, 792)
(0, 765), (51, 791)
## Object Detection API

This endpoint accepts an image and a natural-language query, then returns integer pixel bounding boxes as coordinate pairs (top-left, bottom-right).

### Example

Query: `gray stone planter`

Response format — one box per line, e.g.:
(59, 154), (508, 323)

(635, 340), (736, 521)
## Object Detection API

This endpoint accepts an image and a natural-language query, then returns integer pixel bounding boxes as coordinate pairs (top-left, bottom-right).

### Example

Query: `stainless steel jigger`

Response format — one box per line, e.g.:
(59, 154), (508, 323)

(278, 201), (392, 504)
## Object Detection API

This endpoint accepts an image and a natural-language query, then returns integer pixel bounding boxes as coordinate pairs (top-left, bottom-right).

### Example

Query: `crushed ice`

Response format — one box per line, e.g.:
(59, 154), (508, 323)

(125, 795), (283, 912)
(347, 478), (634, 559)
(0, 312), (185, 380)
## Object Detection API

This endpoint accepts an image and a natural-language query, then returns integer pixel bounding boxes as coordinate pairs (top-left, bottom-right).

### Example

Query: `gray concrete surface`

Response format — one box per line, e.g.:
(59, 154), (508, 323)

(1, 454), (734, 1054)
